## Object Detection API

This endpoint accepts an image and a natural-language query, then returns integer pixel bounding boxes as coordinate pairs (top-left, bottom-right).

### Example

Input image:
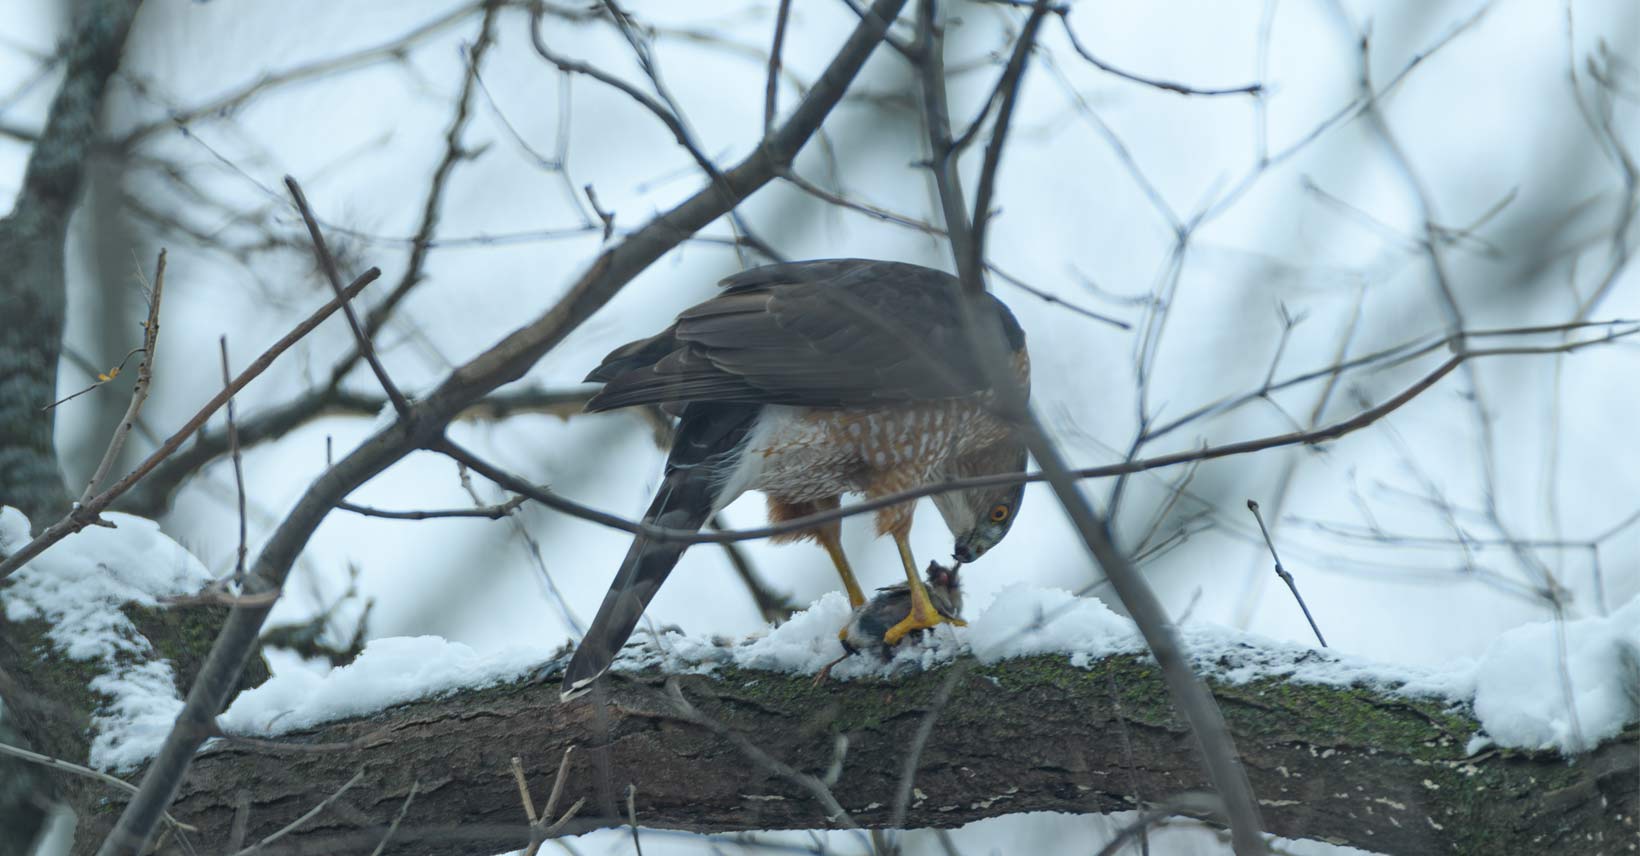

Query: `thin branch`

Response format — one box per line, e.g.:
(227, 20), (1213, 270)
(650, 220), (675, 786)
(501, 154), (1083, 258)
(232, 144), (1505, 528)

(625, 784), (644, 856)
(123, 386), (593, 515)
(336, 495), (526, 521)
(220, 337), (249, 581)
(1246, 500), (1327, 647)
(79, 249), (167, 503)
(228, 768), (365, 855)
(964, 0), (1050, 283)
(765, 0), (794, 134)
(439, 327), (1636, 548)
(336, 0), (504, 388)
(284, 176), (408, 416)
(530, 3), (768, 261)
(0, 268), (382, 582)
(1092, 794), (1228, 856)
(367, 780), (418, 856)
(662, 678), (859, 830)
(511, 757), (540, 825)
(118, 2), (498, 147)
(888, 666), (964, 830)
(0, 741), (195, 834)
(1057, 12), (1262, 97)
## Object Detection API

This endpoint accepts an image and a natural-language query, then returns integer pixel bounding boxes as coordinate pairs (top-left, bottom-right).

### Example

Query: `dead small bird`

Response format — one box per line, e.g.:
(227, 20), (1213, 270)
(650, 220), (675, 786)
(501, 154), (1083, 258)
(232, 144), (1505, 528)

(814, 561), (963, 685)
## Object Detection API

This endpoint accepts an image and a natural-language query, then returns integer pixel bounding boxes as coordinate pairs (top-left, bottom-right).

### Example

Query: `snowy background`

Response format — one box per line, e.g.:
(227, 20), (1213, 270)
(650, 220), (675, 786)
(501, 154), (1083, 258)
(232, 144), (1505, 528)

(3, 0), (1638, 853)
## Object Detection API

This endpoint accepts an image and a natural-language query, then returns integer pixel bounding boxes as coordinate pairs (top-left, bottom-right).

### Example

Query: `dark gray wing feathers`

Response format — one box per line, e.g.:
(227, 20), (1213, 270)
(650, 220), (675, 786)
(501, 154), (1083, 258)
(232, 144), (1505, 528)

(585, 259), (1023, 413)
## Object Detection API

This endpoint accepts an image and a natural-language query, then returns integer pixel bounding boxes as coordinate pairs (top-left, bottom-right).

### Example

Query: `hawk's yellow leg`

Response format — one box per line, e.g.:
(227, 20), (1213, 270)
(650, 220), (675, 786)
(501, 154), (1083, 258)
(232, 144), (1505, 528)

(817, 528), (867, 609)
(882, 530), (966, 646)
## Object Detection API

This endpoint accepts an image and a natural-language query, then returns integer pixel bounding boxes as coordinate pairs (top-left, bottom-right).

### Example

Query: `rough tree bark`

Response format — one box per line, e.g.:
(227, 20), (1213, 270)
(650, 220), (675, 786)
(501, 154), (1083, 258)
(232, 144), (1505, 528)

(0, 1), (144, 850)
(69, 654), (1637, 856)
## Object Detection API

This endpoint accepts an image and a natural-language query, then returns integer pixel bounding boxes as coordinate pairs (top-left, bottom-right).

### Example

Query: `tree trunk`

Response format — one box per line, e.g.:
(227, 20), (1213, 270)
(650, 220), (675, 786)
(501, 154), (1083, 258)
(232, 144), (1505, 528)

(0, 2), (144, 850)
(74, 654), (1637, 856)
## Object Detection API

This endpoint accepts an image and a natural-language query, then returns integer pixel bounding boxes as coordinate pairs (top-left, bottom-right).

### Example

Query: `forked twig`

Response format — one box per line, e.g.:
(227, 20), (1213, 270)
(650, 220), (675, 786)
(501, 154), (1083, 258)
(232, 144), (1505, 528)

(511, 747), (585, 856)
(79, 249), (167, 504)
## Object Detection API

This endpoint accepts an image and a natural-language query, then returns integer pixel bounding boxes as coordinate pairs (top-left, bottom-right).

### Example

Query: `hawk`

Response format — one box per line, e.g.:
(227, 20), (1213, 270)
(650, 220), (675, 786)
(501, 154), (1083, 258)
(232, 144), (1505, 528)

(563, 259), (1029, 696)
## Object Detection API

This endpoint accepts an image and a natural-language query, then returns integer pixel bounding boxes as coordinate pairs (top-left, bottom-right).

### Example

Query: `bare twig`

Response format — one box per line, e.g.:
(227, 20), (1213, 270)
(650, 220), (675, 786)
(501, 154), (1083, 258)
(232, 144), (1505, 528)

(366, 779), (418, 856)
(0, 741), (195, 834)
(1057, 12), (1262, 97)
(79, 249), (167, 503)
(220, 337), (249, 581)
(119, 2), (498, 147)
(765, 0), (794, 134)
(889, 666), (965, 831)
(284, 176), (408, 415)
(662, 678), (859, 830)
(0, 267), (382, 582)
(229, 768), (364, 855)
(625, 784), (644, 856)
(1246, 500), (1327, 647)
(511, 756), (540, 825)
(333, 0), (504, 389)
(510, 748), (586, 856)
(543, 745), (576, 822)
(1092, 794), (1229, 856)
(710, 513), (798, 624)
(42, 346), (146, 412)
(584, 183), (616, 241)
(124, 386), (593, 515)
(337, 495), (526, 521)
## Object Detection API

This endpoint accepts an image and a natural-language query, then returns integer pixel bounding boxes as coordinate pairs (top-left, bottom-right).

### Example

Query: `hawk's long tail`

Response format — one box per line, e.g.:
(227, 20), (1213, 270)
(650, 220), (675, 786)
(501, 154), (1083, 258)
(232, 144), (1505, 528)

(561, 403), (760, 699)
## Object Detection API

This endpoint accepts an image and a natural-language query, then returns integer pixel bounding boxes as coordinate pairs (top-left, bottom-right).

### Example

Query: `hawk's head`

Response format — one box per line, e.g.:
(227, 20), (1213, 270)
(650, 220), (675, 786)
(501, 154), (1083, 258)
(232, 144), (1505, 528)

(934, 436), (1027, 563)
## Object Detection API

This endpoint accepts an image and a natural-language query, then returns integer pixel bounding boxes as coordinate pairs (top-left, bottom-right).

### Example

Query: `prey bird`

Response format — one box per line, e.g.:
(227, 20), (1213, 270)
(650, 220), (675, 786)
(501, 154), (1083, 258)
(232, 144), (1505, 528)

(563, 259), (1029, 698)
(815, 560), (964, 685)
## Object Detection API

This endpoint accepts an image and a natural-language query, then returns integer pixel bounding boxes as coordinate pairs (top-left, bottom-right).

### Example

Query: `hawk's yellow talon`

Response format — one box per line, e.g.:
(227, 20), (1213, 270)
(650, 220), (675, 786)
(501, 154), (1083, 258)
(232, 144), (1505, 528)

(882, 604), (952, 646)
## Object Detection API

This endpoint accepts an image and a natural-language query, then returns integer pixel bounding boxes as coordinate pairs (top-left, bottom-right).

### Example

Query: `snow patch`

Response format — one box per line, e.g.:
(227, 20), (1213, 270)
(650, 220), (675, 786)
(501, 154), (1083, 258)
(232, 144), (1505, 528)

(218, 636), (550, 736)
(968, 584), (1138, 664)
(0, 508), (212, 770)
(1470, 597), (1640, 754)
(0, 505), (29, 554)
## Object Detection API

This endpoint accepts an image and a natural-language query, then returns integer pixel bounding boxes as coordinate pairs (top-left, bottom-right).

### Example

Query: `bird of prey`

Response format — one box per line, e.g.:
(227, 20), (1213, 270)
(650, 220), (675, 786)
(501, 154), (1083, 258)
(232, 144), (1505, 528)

(815, 560), (964, 685)
(563, 258), (1029, 697)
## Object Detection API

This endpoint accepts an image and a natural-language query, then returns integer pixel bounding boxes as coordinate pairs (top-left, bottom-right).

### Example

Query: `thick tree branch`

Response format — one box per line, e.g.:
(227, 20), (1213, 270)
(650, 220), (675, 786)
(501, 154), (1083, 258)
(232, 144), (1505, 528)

(86, 656), (1637, 855)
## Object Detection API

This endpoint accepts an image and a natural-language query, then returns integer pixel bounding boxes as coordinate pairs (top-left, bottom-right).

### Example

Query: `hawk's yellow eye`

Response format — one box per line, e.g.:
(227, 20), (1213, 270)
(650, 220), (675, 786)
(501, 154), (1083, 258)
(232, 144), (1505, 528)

(989, 505), (1010, 523)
